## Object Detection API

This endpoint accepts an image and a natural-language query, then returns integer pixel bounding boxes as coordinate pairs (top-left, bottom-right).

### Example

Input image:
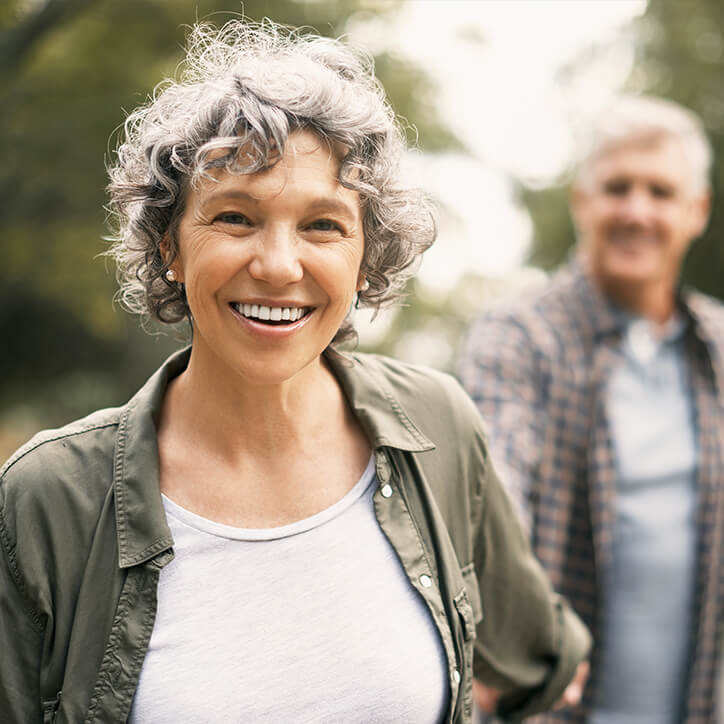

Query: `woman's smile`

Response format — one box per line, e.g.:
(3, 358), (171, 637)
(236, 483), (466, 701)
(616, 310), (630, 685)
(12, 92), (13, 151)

(169, 129), (366, 386)
(228, 300), (315, 337)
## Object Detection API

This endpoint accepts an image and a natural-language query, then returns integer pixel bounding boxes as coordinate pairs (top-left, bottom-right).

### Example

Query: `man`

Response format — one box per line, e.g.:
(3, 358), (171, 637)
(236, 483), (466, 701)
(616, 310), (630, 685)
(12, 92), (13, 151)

(459, 95), (723, 723)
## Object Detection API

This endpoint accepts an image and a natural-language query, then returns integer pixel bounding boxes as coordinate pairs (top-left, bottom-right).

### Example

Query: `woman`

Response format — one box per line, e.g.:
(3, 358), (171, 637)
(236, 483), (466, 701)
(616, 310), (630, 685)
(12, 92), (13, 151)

(0, 19), (589, 723)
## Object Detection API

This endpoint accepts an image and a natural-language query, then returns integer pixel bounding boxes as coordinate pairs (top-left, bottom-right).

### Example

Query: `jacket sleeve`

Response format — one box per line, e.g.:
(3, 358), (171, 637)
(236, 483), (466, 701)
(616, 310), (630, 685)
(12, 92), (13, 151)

(458, 313), (549, 537)
(471, 441), (591, 720)
(0, 491), (44, 723)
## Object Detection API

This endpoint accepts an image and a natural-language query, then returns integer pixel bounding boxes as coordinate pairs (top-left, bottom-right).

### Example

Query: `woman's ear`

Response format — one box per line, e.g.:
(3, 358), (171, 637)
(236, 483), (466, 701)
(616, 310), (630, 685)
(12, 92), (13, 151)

(160, 234), (183, 282)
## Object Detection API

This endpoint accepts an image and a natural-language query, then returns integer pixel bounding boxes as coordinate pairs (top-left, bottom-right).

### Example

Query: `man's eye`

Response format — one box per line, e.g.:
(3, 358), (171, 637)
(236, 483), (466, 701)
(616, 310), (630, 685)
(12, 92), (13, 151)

(650, 184), (673, 199)
(603, 181), (630, 196)
(309, 219), (342, 232)
(216, 212), (251, 225)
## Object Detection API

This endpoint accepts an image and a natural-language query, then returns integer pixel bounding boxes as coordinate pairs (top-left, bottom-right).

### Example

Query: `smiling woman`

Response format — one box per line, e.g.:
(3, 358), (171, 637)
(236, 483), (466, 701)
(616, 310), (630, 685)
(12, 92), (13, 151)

(0, 18), (590, 724)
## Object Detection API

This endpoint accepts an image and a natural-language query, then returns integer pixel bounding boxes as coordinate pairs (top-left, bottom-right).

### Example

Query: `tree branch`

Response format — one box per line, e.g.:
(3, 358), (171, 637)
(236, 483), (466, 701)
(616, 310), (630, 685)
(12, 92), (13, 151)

(0, 0), (94, 71)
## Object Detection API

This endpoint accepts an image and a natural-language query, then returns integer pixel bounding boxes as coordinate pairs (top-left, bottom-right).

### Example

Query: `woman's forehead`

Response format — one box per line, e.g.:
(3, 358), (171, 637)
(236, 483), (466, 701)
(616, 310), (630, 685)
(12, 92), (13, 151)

(191, 131), (360, 211)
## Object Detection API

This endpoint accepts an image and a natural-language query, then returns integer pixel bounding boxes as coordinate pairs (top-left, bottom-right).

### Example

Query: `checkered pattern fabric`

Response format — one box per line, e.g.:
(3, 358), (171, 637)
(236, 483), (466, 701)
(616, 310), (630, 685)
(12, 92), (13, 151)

(459, 260), (724, 723)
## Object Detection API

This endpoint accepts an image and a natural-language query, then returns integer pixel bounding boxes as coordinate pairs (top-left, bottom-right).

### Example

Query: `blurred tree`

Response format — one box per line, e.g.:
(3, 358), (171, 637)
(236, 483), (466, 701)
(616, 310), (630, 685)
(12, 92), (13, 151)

(1, 0), (460, 456)
(632, 0), (724, 299)
(522, 0), (724, 301)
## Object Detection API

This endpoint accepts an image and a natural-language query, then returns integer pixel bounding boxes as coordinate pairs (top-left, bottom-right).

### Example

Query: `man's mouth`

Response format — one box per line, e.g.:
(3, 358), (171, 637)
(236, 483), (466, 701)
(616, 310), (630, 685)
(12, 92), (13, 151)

(608, 229), (659, 248)
(231, 303), (312, 326)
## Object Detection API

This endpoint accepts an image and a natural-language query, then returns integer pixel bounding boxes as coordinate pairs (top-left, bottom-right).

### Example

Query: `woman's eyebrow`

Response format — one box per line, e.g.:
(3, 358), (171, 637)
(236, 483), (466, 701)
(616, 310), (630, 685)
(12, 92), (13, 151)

(200, 190), (359, 219)
(303, 198), (359, 219)
(200, 189), (257, 205)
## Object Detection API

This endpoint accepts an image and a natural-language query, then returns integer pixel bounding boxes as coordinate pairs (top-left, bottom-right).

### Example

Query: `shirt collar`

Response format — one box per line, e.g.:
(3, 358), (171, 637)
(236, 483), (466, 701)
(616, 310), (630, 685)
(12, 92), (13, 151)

(567, 257), (630, 339)
(567, 256), (712, 343)
(114, 346), (434, 567)
(566, 256), (724, 392)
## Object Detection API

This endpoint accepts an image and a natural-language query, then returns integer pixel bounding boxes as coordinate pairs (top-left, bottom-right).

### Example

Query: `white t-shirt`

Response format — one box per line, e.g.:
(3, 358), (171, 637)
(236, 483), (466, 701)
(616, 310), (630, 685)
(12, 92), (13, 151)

(129, 456), (449, 723)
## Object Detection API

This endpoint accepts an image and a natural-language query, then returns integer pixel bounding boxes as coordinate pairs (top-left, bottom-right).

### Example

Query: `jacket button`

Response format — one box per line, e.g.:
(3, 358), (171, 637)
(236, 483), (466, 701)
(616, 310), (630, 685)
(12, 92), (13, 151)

(420, 574), (432, 588)
(380, 484), (393, 498)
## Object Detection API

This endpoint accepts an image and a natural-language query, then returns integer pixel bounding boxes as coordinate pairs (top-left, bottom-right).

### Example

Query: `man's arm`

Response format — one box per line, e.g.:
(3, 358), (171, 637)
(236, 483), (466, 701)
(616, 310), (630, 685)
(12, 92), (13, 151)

(468, 435), (591, 720)
(459, 312), (591, 718)
(458, 313), (549, 537)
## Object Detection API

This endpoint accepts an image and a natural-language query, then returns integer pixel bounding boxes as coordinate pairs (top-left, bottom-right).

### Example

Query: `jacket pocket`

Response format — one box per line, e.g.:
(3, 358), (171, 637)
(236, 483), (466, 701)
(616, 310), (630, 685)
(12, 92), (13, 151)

(453, 588), (475, 722)
(41, 691), (62, 724)
(460, 563), (483, 625)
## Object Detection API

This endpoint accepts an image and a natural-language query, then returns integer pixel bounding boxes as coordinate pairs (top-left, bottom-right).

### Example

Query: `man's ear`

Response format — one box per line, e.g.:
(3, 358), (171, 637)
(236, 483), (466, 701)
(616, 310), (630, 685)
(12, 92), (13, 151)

(569, 183), (588, 233)
(689, 190), (711, 239)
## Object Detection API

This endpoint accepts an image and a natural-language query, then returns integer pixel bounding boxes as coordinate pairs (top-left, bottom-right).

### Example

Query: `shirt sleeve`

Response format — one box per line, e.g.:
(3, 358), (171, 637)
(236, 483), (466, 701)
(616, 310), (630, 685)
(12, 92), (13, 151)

(458, 313), (549, 537)
(0, 500), (44, 723)
(470, 439), (591, 719)
(457, 318), (591, 718)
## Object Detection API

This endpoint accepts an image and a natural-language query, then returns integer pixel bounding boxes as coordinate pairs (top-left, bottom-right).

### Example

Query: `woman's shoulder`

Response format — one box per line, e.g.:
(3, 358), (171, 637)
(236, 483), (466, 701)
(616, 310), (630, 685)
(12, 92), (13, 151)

(346, 352), (485, 442)
(0, 405), (123, 517)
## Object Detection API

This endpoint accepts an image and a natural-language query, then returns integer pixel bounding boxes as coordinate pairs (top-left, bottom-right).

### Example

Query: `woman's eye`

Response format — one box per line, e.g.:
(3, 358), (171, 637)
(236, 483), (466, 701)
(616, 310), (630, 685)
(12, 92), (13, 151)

(216, 212), (251, 225)
(308, 219), (342, 233)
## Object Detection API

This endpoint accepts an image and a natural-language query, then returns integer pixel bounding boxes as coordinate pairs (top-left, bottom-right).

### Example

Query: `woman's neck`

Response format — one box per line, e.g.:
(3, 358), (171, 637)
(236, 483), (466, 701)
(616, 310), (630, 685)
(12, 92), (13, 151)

(162, 346), (344, 462)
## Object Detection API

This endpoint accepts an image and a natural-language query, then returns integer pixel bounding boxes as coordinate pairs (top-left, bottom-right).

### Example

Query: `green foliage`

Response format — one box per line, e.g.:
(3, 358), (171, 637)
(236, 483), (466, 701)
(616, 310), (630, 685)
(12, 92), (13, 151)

(631, 0), (724, 299)
(523, 0), (724, 299)
(0, 0), (459, 458)
(519, 182), (576, 271)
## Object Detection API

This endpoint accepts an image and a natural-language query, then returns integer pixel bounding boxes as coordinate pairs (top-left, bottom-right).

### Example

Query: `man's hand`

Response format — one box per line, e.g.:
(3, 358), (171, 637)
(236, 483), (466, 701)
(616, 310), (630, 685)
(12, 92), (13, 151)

(553, 660), (589, 709)
(472, 679), (501, 713)
(473, 660), (589, 715)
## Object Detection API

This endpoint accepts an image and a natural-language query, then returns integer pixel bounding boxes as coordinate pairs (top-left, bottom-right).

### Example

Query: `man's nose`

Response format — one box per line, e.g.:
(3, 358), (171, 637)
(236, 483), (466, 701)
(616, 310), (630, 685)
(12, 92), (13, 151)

(247, 225), (304, 286)
(619, 188), (655, 224)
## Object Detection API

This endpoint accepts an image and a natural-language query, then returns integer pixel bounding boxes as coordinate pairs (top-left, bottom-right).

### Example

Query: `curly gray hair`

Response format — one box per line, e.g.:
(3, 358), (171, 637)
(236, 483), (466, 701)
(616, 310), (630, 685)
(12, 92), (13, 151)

(106, 18), (436, 345)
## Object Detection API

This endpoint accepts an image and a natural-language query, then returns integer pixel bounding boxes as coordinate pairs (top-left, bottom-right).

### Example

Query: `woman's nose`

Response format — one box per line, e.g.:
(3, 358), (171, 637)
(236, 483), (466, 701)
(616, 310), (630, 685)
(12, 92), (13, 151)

(247, 226), (304, 286)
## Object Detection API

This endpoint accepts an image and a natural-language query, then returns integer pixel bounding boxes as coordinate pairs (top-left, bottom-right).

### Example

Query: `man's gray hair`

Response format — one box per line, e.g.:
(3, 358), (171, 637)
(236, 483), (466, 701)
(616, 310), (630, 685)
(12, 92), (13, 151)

(106, 19), (435, 345)
(575, 94), (712, 193)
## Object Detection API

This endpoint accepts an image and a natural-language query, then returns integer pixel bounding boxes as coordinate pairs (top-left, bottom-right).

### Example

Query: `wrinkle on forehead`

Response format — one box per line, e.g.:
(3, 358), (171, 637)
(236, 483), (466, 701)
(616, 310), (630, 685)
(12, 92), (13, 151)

(198, 130), (351, 201)
(578, 134), (700, 196)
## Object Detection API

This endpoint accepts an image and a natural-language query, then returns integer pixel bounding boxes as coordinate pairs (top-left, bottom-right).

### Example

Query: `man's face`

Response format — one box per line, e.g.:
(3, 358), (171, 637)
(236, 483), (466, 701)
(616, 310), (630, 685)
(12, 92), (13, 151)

(572, 136), (710, 296)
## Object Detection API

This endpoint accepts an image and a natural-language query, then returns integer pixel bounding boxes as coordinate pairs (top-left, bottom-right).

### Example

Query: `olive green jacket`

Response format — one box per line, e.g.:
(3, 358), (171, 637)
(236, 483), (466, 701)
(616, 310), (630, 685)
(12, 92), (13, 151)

(0, 348), (591, 723)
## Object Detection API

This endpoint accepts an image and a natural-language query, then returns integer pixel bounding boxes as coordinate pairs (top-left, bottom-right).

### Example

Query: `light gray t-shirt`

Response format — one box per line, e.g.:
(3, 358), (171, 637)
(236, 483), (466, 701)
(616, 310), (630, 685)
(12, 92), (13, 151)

(592, 316), (697, 724)
(129, 455), (449, 723)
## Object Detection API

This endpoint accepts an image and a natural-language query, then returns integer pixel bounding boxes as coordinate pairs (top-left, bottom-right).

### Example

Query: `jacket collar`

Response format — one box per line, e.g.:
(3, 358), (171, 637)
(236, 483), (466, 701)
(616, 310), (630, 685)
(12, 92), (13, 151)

(325, 350), (435, 453)
(113, 346), (433, 567)
(114, 348), (187, 568)
(565, 256), (724, 396)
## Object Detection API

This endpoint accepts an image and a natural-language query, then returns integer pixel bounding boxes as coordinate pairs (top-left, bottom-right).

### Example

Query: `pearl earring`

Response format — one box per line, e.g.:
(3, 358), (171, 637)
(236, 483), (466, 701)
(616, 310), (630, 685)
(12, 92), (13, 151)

(360, 279), (370, 292)
(165, 269), (176, 282)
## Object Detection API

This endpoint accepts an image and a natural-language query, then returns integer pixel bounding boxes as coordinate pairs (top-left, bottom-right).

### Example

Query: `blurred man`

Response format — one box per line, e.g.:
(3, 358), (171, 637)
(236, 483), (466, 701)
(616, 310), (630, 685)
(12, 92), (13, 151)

(459, 95), (723, 724)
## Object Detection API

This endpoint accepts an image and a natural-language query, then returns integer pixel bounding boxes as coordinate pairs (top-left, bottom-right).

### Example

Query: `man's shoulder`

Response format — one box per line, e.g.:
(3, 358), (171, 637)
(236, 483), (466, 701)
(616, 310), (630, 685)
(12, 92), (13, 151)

(484, 264), (583, 323)
(686, 288), (724, 343)
(465, 265), (584, 362)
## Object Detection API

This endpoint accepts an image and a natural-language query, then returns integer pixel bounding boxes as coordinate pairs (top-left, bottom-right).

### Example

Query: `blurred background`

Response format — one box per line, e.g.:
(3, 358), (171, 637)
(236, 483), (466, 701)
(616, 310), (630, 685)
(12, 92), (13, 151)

(2, 0), (724, 461)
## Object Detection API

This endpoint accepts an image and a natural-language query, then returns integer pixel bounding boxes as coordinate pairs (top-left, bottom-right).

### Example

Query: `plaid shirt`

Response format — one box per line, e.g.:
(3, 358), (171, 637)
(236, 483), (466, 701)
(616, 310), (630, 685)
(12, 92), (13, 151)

(459, 260), (724, 723)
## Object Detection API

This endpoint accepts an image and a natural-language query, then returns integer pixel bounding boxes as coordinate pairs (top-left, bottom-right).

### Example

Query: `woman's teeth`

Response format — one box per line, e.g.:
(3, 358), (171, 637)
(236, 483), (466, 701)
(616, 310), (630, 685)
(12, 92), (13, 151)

(233, 303), (309, 323)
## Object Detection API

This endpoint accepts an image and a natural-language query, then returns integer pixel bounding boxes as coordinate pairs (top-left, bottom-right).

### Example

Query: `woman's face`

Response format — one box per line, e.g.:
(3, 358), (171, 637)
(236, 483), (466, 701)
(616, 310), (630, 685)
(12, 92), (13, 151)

(169, 130), (366, 386)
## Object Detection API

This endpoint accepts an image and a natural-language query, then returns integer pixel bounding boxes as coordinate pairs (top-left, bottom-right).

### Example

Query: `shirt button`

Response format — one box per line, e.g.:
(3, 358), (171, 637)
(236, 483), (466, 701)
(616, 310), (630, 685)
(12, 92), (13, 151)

(420, 574), (432, 588)
(453, 669), (461, 684)
(380, 484), (393, 498)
